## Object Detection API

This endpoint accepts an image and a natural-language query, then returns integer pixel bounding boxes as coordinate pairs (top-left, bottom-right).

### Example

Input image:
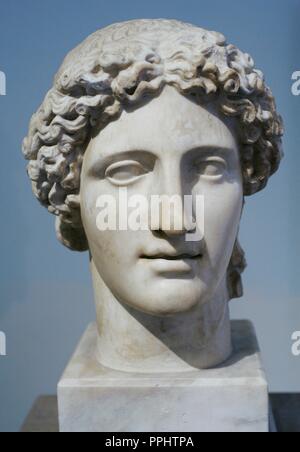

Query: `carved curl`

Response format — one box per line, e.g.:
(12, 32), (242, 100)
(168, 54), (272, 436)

(22, 19), (284, 299)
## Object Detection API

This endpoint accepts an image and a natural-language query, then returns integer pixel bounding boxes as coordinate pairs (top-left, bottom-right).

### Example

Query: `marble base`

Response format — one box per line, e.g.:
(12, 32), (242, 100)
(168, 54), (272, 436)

(58, 320), (269, 432)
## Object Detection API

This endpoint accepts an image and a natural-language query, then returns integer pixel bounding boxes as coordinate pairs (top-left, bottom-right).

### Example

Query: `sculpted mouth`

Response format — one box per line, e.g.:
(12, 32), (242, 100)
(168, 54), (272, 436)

(141, 253), (202, 261)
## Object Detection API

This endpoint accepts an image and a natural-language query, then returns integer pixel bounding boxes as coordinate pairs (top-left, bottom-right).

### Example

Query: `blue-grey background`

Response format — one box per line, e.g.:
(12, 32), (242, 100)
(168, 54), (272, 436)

(0, 0), (299, 432)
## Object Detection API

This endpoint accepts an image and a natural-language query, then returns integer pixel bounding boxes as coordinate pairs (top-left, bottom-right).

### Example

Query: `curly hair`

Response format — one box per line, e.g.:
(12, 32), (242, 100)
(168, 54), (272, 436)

(22, 19), (284, 299)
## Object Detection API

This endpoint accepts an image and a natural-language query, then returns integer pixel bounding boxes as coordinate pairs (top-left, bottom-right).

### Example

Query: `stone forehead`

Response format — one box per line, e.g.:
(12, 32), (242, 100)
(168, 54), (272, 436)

(55, 19), (226, 84)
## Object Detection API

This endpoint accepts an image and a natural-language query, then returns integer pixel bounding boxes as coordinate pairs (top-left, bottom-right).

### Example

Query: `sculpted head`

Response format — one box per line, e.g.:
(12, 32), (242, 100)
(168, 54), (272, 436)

(23, 19), (283, 317)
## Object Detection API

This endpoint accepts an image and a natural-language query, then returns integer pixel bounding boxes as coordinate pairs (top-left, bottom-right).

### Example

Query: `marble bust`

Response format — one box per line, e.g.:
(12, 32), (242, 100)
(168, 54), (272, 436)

(22, 19), (283, 373)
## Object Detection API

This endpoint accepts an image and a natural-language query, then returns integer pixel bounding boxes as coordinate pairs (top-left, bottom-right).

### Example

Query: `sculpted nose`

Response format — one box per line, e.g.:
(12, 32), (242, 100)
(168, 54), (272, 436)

(152, 165), (196, 237)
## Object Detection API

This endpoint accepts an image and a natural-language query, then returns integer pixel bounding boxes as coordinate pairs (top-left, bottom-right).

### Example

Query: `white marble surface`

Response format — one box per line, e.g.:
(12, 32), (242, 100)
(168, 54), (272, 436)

(23, 19), (283, 374)
(84, 84), (242, 372)
(58, 320), (269, 432)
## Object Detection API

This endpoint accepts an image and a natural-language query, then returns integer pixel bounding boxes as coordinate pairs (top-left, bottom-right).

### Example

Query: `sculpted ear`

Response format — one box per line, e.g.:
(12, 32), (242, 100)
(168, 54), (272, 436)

(227, 240), (247, 300)
(56, 216), (88, 252)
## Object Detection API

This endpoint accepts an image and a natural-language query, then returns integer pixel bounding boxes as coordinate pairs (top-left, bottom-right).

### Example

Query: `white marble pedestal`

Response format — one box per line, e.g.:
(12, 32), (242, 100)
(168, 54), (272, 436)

(58, 320), (269, 432)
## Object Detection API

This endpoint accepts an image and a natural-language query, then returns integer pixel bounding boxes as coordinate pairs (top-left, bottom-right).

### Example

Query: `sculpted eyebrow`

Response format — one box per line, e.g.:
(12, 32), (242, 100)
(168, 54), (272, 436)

(185, 146), (234, 156)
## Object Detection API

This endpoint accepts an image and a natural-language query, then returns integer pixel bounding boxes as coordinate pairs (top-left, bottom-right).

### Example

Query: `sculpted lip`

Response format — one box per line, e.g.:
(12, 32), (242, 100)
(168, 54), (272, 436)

(141, 253), (202, 261)
(140, 252), (203, 275)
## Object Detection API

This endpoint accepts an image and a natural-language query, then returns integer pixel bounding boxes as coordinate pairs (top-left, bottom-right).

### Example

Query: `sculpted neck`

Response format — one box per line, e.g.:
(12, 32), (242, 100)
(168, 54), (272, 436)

(90, 259), (232, 373)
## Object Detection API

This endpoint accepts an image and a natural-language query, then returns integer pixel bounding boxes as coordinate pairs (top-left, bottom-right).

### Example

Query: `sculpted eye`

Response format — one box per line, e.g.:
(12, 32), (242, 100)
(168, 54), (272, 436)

(196, 158), (227, 178)
(105, 160), (150, 185)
